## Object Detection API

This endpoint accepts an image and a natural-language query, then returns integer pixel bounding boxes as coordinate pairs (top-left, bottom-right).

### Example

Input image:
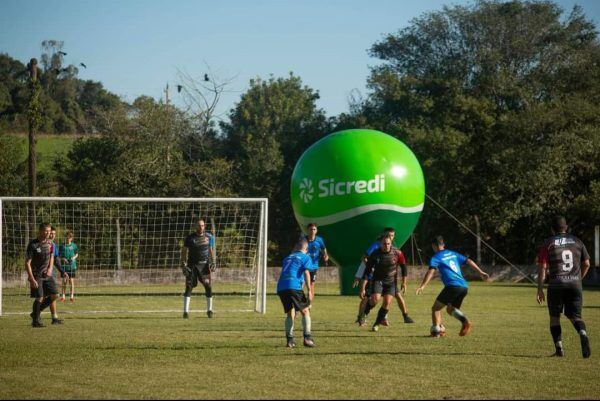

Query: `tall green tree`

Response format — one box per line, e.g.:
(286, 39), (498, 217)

(358, 0), (600, 262)
(0, 135), (27, 196)
(56, 98), (189, 196)
(221, 74), (331, 258)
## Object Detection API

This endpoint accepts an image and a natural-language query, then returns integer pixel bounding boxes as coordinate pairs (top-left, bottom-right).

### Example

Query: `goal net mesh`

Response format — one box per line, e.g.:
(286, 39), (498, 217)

(0, 198), (267, 316)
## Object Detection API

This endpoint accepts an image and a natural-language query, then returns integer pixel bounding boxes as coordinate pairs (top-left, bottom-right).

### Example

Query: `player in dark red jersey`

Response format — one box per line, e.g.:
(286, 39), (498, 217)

(359, 233), (408, 332)
(537, 216), (591, 358)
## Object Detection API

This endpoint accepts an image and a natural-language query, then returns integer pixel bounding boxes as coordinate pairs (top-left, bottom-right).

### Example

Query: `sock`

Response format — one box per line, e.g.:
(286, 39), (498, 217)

(375, 307), (388, 325)
(40, 297), (52, 312)
(52, 312), (58, 319)
(206, 297), (213, 312)
(364, 302), (374, 316)
(183, 296), (191, 313)
(572, 320), (587, 337)
(550, 325), (562, 349)
(302, 314), (312, 337)
(285, 315), (294, 338)
(451, 308), (468, 324)
(32, 300), (41, 321)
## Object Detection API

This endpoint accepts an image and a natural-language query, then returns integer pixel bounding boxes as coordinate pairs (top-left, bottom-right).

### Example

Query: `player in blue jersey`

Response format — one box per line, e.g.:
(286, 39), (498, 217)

(181, 218), (216, 319)
(416, 235), (489, 337)
(277, 238), (315, 348)
(302, 223), (329, 304)
(353, 227), (414, 327)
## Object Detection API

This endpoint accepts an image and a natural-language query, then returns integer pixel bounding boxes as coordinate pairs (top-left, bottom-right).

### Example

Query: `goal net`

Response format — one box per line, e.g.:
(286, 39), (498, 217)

(0, 197), (268, 316)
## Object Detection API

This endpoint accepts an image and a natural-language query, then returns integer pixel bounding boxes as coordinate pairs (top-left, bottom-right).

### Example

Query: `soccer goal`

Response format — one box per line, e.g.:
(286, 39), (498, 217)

(0, 197), (268, 316)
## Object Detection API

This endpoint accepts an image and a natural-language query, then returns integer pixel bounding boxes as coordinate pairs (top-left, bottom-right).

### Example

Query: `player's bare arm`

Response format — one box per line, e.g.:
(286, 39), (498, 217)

(180, 246), (188, 274)
(304, 270), (312, 301)
(536, 262), (547, 304)
(581, 259), (590, 279)
(467, 259), (490, 281)
(323, 248), (329, 266)
(416, 269), (434, 295)
(25, 259), (38, 289)
(359, 278), (368, 299)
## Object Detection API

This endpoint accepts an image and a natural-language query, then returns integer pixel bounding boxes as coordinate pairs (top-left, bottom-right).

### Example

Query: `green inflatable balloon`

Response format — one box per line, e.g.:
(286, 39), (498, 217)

(290, 129), (425, 295)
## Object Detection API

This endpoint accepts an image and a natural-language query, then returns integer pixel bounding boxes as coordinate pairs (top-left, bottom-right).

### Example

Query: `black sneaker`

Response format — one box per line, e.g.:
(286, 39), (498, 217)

(32, 321), (45, 328)
(207, 310), (213, 318)
(183, 312), (189, 319)
(551, 348), (564, 357)
(303, 337), (315, 347)
(286, 337), (296, 348)
(51, 318), (63, 325)
(581, 335), (591, 359)
(403, 314), (414, 324)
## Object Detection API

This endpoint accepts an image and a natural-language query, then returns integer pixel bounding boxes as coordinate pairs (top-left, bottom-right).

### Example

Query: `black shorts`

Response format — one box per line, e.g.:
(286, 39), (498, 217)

(65, 270), (77, 278)
(309, 270), (317, 283)
(186, 263), (211, 288)
(371, 280), (396, 296)
(436, 286), (468, 309)
(278, 289), (310, 313)
(547, 286), (583, 319)
(30, 277), (59, 299)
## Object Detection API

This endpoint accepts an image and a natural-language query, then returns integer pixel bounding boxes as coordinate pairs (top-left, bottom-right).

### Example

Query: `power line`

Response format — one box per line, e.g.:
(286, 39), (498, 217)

(425, 193), (536, 284)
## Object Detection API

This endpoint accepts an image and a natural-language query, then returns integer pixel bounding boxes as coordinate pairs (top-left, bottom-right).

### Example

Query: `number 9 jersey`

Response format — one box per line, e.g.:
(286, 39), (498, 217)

(538, 233), (590, 288)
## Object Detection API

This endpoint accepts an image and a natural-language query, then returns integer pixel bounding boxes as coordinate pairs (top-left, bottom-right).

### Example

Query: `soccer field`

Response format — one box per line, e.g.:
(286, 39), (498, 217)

(0, 282), (598, 399)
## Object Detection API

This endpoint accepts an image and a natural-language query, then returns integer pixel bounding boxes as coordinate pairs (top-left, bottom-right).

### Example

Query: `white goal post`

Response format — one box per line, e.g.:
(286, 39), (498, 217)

(0, 197), (268, 316)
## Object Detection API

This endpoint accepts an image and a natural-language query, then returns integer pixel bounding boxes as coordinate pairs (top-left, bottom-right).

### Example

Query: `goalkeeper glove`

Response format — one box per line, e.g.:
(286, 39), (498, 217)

(181, 262), (190, 277)
(209, 260), (216, 271)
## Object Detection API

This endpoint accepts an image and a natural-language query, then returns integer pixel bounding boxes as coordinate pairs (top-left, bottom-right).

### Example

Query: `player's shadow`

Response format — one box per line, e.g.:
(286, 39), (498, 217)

(94, 344), (264, 351)
(263, 350), (544, 359)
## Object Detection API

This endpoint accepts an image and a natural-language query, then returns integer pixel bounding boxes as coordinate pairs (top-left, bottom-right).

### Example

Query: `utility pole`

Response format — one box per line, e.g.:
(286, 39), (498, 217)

(27, 58), (40, 197)
(474, 214), (481, 265)
(164, 83), (170, 105)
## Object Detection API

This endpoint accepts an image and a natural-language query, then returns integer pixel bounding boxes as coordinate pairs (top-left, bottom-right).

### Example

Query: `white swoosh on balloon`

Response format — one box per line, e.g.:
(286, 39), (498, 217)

(294, 203), (424, 227)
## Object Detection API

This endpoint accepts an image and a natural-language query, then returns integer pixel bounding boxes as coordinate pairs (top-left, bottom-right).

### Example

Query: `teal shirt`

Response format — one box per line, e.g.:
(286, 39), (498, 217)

(59, 242), (79, 271)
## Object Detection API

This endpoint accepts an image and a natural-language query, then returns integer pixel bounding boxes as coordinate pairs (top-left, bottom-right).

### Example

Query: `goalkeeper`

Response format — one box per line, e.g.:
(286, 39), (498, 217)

(181, 218), (216, 319)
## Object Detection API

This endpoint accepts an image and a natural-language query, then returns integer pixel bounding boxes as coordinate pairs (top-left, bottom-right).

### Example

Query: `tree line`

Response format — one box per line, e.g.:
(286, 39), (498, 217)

(1, 1), (599, 265)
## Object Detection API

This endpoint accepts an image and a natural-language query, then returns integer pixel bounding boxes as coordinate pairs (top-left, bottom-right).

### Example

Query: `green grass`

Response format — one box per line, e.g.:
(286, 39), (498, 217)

(1, 282), (599, 399)
(13, 134), (77, 177)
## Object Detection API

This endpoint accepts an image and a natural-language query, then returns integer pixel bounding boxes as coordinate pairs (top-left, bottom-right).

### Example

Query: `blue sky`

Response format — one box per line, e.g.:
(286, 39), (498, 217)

(2, 0), (600, 118)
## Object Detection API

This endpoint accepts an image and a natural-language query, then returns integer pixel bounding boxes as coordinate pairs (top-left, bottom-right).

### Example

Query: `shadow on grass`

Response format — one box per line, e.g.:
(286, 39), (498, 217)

(262, 349), (545, 359)
(93, 344), (268, 351)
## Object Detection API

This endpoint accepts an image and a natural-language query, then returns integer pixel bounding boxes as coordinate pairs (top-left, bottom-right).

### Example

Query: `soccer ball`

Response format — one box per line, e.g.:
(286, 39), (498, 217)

(430, 324), (446, 337)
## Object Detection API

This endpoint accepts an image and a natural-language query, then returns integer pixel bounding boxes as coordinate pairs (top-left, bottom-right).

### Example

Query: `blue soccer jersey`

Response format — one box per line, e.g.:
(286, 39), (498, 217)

(304, 235), (326, 271)
(429, 250), (469, 288)
(365, 240), (380, 257)
(277, 251), (313, 292)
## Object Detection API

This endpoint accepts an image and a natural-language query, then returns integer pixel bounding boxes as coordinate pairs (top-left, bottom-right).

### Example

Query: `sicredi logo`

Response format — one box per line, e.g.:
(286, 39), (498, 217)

(300, 174), (386, 203)
(299, 178), (314, 203)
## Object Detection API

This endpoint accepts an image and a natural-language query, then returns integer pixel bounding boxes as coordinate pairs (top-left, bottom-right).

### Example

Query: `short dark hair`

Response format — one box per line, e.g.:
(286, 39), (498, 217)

(380, 233), (393, 242)
(551, 215), (568, 233)
(431, 235), (444, 247)
(50, 226), (57, 231)
(383, 227), (395, 233)
(294, 238), (308, 251)
(38, 222), (51, 231)
(307, 223), (317, 229)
